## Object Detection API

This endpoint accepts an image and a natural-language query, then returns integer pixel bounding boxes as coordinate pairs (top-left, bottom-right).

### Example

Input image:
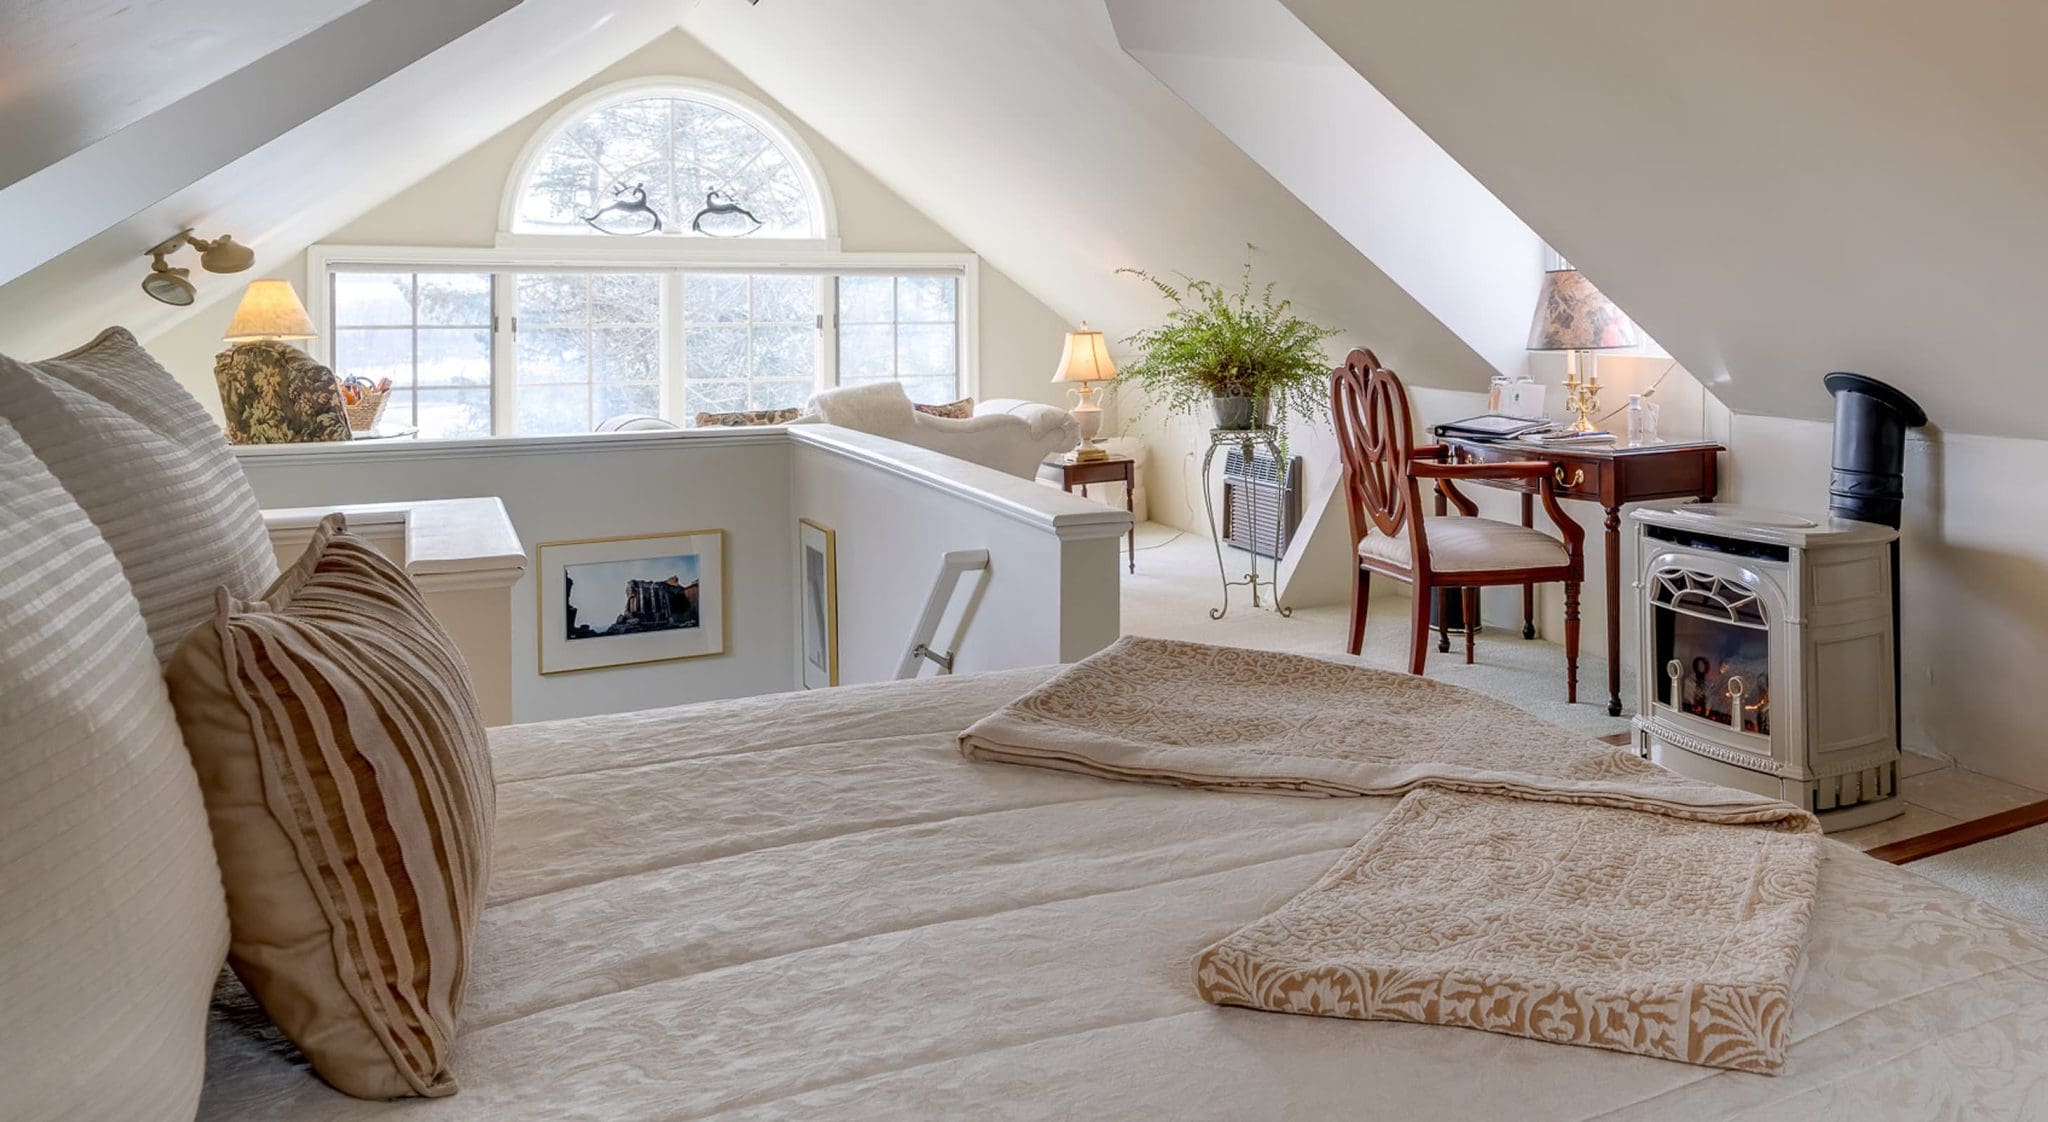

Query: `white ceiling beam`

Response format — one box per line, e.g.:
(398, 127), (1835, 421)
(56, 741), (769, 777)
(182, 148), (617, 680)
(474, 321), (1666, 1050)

(0, 0), (520, 287)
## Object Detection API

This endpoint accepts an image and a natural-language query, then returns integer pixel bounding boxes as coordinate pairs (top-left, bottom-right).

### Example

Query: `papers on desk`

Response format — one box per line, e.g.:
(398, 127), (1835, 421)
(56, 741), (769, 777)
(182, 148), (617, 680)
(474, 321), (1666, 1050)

(1434, 414), (1557, 441)
(1524, 430), (1617, 446)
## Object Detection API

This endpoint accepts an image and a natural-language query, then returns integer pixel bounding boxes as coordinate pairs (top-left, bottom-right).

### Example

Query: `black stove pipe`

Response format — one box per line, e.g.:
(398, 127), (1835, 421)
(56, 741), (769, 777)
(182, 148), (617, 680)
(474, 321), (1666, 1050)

(1825, 373), (1926, 777)
(1825, 372), (1927, 530)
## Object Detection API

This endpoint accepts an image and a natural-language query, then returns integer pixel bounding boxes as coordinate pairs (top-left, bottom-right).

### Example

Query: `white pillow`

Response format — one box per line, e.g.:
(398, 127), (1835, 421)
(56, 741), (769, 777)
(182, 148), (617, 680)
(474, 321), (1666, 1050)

(0, 415), (231, 1121)
(0, 327), (278, 661)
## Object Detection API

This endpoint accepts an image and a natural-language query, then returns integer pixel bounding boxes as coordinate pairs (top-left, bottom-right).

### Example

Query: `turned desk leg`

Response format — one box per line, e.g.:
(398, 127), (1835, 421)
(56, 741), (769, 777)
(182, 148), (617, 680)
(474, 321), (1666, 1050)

(1604, 505), (1623, 717)
(1434, 486), (1451, 653)
(1520, 492), (1536, 640)
(1125, 466), (1136, 573)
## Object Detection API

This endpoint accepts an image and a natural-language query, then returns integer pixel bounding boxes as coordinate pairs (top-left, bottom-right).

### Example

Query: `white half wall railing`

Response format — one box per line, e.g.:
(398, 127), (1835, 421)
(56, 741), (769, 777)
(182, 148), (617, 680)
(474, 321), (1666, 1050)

(788, 426), (1129, 684)
(235, 425), (1130, 723)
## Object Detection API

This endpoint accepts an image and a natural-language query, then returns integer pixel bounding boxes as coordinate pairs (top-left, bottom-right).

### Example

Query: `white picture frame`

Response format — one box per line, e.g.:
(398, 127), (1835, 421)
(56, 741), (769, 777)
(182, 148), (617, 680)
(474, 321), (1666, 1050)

(798, 519), (839, 689)
(537, 529), (727, 675)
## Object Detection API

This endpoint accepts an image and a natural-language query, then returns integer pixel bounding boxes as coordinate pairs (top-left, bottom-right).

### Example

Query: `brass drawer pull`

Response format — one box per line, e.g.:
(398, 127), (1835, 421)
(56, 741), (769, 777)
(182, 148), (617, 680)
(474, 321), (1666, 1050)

(1554, 466), (1585, 489)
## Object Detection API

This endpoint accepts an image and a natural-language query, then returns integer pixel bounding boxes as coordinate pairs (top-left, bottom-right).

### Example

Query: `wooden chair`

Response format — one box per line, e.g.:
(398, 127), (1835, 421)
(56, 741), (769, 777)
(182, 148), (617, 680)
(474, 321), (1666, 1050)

(1330, 349), (1587, 698)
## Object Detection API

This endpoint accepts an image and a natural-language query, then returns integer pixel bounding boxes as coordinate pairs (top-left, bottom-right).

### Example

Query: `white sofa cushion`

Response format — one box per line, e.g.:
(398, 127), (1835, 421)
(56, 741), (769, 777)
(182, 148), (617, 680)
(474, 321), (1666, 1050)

(808, 382), (1079, 477)
(0, 328), (278, 661)
(1358, 516), (1569, 573)
(0, 416), (230, 1121)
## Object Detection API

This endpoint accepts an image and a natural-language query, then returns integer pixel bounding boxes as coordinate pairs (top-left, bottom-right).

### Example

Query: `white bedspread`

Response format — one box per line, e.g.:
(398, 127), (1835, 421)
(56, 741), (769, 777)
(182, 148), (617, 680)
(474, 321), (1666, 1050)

(201, 669), (2048, 1120)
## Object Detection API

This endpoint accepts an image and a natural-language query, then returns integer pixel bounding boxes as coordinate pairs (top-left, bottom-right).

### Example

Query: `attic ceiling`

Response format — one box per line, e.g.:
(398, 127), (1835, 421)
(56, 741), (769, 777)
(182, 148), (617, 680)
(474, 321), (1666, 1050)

(1281, 0), (2048, 439)
(675, 0), (1494, 392)
(0, 0), (690, 358)
(0, 0), (1494, 398)
(0, 0), (372, 188)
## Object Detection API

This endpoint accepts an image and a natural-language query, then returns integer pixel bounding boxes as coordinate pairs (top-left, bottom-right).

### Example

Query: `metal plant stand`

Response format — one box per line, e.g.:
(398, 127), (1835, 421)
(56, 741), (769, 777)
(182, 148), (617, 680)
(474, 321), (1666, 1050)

(1201, 426), (1293, 620)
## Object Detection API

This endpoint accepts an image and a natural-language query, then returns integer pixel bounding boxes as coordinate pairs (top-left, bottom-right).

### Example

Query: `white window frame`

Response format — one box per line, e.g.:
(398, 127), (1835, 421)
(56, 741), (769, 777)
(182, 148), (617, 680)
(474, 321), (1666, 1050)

(497, 76), (842, 254)
(307, 246), (982, 434)
(307, 77), (983, 438)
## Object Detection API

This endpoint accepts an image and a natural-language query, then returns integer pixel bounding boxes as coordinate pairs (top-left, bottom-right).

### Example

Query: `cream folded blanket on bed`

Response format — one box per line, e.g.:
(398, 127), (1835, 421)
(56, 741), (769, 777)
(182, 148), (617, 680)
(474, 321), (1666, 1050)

(959, 637), (1820, 1074)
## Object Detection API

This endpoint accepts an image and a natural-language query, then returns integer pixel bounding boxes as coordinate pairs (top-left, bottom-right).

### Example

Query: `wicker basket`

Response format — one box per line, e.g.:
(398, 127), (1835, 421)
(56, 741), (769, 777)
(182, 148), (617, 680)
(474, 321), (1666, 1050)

(344, 388), (391, 433)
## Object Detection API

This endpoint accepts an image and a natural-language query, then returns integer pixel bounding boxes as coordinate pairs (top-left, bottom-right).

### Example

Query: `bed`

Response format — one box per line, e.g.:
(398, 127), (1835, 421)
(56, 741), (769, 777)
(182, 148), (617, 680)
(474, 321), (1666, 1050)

(200, 668), (2048, 1121)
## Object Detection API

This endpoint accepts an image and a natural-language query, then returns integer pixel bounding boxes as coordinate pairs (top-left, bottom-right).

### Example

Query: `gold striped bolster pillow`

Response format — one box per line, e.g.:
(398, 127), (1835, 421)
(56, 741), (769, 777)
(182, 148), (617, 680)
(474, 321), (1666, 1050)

(167, 514), (493, 1100)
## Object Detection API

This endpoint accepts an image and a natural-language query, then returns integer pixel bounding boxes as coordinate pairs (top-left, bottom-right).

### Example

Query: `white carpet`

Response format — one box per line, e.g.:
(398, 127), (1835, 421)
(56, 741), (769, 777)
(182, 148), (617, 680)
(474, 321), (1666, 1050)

(1908, 825), (2048, 928)
(1120, 524), (1634, 739)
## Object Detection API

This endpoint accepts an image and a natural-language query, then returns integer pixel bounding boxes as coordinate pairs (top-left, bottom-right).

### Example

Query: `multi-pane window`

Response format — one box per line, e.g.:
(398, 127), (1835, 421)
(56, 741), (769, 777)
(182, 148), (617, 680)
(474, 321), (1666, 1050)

(331, 272), (494, 439)
(322, 266), (964, 437)
(513, 273), (663, 434)
(837, 275), (962, 406)
(680, 274), (821, 418)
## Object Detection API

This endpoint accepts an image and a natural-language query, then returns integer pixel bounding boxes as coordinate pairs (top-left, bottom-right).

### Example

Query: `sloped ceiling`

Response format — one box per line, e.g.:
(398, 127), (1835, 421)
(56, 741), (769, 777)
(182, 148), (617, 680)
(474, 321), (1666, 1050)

(0, 0), (371, 187)
(0, 0), (687, 360)
(678, 0), (1495, 392)
(1282, 0), (2048, 438)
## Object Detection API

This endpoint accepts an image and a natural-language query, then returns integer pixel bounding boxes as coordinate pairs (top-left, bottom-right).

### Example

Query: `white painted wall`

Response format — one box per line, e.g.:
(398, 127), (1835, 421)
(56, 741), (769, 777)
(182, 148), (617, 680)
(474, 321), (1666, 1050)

(136, 29), (1075, 424)
(1280, 0), (2048, 441)
(1109, 0), (1545, 380)
(235, 426), (1127, 724)
(237, 430), (795, 723)
(790, 428), (1127, 684)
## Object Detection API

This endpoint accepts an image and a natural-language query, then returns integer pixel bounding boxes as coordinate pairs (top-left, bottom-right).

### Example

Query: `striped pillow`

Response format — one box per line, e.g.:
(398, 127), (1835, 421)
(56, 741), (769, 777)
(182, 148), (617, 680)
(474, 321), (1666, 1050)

(0, 327), (278, 661)
(166, 515), (493, 1100)
(0, 416), (230, 1121)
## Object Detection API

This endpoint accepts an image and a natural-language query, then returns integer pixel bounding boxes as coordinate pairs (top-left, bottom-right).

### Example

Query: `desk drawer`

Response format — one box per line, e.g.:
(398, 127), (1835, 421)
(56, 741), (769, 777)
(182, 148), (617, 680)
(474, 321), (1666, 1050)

(1451, 446), (1600, 501)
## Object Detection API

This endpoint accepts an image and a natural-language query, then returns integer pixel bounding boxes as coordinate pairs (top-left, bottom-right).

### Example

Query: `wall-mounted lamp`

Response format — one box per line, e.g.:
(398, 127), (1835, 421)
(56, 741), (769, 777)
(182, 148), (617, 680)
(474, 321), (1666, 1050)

(142, 228), (255, 306)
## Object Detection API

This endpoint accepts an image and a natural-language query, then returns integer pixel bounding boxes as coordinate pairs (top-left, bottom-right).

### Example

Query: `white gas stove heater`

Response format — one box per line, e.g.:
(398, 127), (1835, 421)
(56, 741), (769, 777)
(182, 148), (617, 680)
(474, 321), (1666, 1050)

(1631, 373), (1926, 833)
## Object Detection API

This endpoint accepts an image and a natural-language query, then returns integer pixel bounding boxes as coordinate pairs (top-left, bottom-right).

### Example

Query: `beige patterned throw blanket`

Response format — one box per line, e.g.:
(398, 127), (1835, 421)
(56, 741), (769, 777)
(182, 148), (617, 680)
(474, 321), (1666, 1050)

(959, 637), (1821, 1073)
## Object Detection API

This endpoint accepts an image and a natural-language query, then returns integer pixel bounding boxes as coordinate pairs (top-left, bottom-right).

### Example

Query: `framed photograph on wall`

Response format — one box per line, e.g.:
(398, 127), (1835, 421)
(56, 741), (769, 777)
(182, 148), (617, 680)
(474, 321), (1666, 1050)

(537, 529), (726, 676)
(798, 519), (839, 689)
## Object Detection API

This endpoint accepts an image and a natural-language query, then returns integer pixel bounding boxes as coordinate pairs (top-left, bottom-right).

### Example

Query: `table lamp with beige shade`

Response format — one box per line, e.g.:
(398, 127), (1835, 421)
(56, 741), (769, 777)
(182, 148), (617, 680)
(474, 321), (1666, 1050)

(1526, 266), (1641, 432)
(1054, 324), (1117, 462)
(214, 279), (355, 444)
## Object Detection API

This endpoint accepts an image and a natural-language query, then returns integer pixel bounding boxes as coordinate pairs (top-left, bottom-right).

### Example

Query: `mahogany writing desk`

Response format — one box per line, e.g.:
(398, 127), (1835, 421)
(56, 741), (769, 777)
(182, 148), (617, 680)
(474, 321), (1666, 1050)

(1433, 435), (1723, 717)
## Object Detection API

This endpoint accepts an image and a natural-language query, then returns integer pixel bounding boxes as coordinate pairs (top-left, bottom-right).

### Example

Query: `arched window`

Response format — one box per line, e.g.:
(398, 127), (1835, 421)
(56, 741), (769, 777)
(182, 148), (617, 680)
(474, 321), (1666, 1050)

(319, 80), (972, 441)
(508, 82), (831, 240)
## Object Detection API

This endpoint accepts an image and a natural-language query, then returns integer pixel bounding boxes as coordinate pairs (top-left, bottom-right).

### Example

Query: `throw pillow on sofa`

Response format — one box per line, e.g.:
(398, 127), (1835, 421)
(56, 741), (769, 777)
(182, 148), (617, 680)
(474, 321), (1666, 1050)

(166, 515), (494, 1100)
(0, 416), (231, 1122)
(0, 327), (278, 661)
(911, 397), (975, 419)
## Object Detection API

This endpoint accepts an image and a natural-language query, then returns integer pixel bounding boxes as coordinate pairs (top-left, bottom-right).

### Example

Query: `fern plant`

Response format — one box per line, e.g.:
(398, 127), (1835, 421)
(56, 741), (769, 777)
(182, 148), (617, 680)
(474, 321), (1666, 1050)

(1114, 249), (1340, 431)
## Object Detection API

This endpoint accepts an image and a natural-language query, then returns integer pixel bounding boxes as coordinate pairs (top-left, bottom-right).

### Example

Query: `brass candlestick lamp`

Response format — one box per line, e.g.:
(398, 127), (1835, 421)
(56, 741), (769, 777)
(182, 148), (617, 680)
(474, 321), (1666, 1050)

(1527, 264), (1640, 432)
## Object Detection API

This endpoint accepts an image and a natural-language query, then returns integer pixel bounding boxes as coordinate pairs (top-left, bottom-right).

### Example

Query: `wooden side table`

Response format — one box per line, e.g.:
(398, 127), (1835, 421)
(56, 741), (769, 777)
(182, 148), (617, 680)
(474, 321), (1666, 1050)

(1435, 435), (1722, 717)
(1038, 454), (1137, 573)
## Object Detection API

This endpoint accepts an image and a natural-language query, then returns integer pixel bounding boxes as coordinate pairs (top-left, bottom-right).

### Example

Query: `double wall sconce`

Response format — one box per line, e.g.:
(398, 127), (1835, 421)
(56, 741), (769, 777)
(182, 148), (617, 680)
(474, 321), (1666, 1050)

(142, 228), (255, 306)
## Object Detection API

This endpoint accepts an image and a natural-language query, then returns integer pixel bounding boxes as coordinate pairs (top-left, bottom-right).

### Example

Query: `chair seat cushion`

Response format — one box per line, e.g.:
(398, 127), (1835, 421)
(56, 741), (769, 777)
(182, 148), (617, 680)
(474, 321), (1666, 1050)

(1359, 516), (1568, 574)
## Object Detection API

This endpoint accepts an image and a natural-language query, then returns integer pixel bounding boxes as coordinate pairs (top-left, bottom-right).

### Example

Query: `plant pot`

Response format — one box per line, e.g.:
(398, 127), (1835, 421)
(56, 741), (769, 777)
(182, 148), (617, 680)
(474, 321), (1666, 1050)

(1211, 393), (1270, 431)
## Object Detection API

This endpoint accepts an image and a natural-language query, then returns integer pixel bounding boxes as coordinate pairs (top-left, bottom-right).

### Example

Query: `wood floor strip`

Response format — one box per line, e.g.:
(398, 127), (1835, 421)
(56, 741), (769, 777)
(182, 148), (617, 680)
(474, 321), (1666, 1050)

(1866, 797), (2048, 865)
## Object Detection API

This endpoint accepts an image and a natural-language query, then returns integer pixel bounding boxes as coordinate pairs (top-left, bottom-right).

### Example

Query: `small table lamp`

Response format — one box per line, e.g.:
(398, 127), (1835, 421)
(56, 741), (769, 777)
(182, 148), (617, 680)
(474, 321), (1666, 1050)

(223, 278), (317, 345)
(1054, 324), (1117, 462)
(1526, 267), (1641, 432)
(215, 280), (352, 444)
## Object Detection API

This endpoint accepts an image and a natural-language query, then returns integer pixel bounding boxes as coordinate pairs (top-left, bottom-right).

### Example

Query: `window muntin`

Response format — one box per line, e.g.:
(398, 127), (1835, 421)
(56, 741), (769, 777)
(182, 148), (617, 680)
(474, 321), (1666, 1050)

(320, 264), (966, 437)
(681, 274), (821, 418)
(513, 273), (664, 435)
(837, 275), (961, 406)
(514, 92), (823, 239)
(331, 271), (493, 439)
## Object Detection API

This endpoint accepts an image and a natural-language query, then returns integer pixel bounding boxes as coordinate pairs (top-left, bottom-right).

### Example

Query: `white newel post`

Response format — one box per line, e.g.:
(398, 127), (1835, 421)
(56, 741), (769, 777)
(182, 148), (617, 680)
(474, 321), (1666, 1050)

(262, 498), (527, 726)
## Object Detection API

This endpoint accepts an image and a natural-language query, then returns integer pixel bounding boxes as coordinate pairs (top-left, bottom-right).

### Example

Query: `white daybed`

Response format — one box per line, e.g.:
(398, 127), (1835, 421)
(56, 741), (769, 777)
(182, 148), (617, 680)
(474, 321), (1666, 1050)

(201, 669), (2048, 1120)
